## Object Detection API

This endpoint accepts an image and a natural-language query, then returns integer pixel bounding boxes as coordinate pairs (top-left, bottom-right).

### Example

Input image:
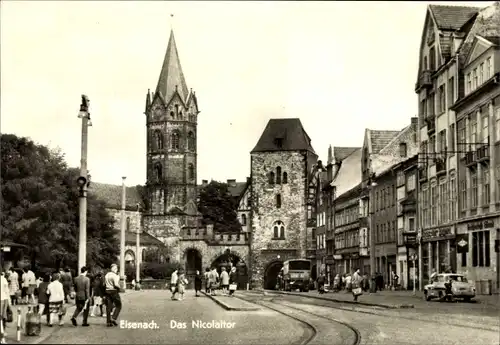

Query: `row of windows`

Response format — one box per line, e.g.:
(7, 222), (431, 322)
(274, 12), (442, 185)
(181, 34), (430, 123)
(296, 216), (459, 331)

(419, 76), (455, 120)
(335, 205), (357, 227)
(375, 221), (397, 244)
(317, 212), (326, 227)
(240, 214), (247, 226)
(317, 234), (326, 249)
(421, 176), (457, 228)
(334, 230), (359, 250)
(457, 108), (500, 154)
(268, 167), (288, 185)
(161, 106), (196, 122)
(466, 57), (494, 96)
(152, 162), (195, 181)
(459, 164), (500, 211)
(152, 130), (195, 151)
(272, 220), (285, 239)
(374, 184), (396, 211)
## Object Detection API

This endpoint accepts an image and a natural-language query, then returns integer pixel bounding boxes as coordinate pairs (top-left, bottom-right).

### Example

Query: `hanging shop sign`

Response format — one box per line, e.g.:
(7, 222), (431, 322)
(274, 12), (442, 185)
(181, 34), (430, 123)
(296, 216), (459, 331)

(455, 234), (469, 253)
(466, 219), (495, 231)
(421, 226), (454, 242)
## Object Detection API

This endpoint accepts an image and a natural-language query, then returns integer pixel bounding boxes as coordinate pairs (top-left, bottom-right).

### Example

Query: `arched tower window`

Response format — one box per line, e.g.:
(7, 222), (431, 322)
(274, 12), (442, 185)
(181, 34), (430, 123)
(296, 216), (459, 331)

(179, 111), (183, 119)
(276, 166), (282, 184)
(171, 131), (180, 150)
(241, 214), (247, 225)
(155, 131), (163, 150)
(154, 163), (162, 181)
(273, 220), (285, 239)
(170, 111), (175, 118)
(188, 163), (195, 179)
(126, 217), (131, 232)
(268, 171), (275, 185)
(283, 172), (288, 184)
(187, 131), (195, 151)
(276, 194), (282, 208)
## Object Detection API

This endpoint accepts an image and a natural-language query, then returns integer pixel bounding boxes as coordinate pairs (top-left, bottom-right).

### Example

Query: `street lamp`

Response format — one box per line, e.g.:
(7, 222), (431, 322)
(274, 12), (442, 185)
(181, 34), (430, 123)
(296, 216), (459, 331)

(367, 173), (377, 293)
(77, 95), (91, 273)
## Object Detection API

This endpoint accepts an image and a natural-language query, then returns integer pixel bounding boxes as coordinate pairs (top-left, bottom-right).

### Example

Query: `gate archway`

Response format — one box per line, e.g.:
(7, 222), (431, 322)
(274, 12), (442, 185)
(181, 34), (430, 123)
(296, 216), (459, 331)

(264, 260), (283, 290)
(184, 248), (202, 276)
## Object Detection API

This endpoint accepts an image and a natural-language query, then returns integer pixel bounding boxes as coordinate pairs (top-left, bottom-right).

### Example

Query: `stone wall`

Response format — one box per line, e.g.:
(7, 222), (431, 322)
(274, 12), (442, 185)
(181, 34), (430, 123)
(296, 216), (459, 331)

(108, 208), (141, 233)
(143, 214), (183, 261)
(250, 151), (308, 288)
(179, 240), (250, 271)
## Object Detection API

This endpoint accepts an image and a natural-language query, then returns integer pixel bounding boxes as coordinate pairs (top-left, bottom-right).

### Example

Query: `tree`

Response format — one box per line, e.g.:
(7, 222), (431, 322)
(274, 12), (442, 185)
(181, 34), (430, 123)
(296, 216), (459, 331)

(1, 134), (118, 271)
(135, 184), (149, 212)
(197, 181), (241, 233)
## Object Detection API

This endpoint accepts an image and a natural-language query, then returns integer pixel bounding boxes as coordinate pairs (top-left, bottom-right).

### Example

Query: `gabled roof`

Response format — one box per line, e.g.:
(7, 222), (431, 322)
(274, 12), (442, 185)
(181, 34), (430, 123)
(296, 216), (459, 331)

(89, 182), (143, 211)
(155, 30), (189, 104)
(251, 118), (316, 154)
(331, 148), (362, 198)
(333, 147), (360, 162)
(482, 35), (500, 46)
(371, 123), (419, 176)
(117, 231), (165, 247)
(227, 182), (248, 199)
(458, 2), (500, 66)
(368, 130), (400, 154)
(465, 34), (500, 65)
(429, 5), (480, 30)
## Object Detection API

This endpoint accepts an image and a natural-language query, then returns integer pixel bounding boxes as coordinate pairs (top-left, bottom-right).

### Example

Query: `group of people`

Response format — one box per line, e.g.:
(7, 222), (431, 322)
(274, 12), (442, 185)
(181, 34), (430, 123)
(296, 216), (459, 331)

(0, 263), (125, 334)
(168, 266), (238, 300)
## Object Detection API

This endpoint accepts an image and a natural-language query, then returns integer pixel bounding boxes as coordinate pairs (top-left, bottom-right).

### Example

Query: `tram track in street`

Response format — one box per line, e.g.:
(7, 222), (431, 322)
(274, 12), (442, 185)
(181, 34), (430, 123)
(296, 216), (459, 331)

(249, 291), (499, 333)
(238, 294), (361, 345)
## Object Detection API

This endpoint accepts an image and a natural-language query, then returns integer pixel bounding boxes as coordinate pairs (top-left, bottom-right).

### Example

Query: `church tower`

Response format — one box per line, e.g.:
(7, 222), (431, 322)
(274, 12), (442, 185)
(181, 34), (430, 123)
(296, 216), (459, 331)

(143, 29), (199, 255)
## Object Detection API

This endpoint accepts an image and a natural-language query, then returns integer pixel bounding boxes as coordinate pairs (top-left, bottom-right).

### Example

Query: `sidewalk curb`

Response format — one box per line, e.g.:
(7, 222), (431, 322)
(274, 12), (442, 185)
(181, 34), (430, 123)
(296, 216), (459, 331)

(201, 292), (260, 311)
(6, 304), (77, 345)
(265, 290), (415, 309)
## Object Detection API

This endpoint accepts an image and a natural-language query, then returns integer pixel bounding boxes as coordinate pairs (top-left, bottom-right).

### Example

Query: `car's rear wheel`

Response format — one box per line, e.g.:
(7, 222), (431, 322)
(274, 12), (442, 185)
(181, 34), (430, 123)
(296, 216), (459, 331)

(463, 296), (472, 302)
(424, 290), (431, 301)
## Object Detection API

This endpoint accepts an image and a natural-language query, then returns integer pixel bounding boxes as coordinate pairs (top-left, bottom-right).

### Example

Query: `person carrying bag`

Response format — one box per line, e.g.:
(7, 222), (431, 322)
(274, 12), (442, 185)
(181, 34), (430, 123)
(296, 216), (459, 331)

(351, 269), (363, 302)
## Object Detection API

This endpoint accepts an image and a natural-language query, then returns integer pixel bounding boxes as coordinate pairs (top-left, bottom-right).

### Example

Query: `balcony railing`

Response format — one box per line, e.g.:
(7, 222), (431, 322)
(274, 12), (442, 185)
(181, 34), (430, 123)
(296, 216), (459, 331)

(418, 166), (428, 182)
(476, 144), (490, 164)
(415, 70), (433, 91)
(465, 151), (477, 167)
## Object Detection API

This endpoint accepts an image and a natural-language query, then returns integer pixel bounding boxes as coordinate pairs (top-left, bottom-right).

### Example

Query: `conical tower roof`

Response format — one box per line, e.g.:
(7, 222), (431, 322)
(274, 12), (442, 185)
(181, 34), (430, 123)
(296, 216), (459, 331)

(156, 29), (189, 103)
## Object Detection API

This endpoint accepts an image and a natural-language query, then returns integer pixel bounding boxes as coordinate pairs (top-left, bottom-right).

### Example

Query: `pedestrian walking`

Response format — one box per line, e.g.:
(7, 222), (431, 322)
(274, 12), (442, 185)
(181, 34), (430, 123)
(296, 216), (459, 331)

(46, 273), (65, 327)
(228, 267), (237, 297)
(0, 270), (11, 337)
(220, 267), (229, 295)
(209, 267), (219, 296)
(104, 264), (122, 327)
(333, 274), (340, 292)
(194, 270), (202, 297)
(7, 268), (19, 306)
(317, 273), (326, 294)
(170, 269), (179, 300)
(90, 272), (105, 317)
(204, 268), (210, 294)
(37, 273), (51, 325)
(62, 268), (73, 303)
(71, 266), (90, 327)
(177, 270), (188, 301)
(345, 274), (352, 292)
(351, 268), (363, 302)
(21, 267), (36, 305)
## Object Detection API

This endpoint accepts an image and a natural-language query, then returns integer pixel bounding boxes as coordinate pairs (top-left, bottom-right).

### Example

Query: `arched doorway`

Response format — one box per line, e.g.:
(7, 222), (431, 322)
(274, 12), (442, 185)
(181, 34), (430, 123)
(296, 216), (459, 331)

(211, 251), (241, 272)
(264, 261), (283, 290)
(184, 249), (202, 276)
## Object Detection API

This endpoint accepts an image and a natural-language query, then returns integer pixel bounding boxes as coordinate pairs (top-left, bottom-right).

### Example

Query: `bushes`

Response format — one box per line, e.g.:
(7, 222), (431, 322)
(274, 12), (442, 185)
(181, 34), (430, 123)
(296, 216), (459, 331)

(125, 261), (181, 281)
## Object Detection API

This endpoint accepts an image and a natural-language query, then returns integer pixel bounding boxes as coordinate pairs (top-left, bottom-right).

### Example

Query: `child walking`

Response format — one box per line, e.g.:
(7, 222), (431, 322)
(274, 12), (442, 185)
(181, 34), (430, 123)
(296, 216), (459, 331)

(177, 270), (189, 301)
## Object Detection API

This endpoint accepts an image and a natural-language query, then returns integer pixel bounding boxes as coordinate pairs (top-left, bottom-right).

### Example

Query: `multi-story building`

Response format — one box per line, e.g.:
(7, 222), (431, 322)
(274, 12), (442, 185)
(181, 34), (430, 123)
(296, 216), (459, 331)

(415, 3), (500, 292)
(451, 31), (500, 293)
(330, 147), (362, 274)
(414, 4), (481, 287)
(225, 178), (251, 233)
(249, 118), (318, 289)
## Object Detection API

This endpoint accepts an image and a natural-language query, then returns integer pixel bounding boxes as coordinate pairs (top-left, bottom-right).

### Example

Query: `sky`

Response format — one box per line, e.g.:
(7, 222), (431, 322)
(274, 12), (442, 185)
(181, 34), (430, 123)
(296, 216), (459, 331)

(1, 1), (493, 187)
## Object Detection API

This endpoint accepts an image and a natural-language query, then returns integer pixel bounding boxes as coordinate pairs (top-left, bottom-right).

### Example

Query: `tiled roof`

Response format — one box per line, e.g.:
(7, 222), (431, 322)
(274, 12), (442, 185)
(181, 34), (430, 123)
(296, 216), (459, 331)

(458, 2), (500, 66)
(227, 182), (248, 199)
(89, 182), (143, 211)
(429, 5), (480, 30)
(369, 130), (400, 154)
(155, 30), (189, 103)
(115, 231), (164, 246)
(331, 148), (362, 198)
(482, 35), (500, 45)
(333, 147), (360, 162)
(371, 124), (419, 176)
(251, 118), (316, 154)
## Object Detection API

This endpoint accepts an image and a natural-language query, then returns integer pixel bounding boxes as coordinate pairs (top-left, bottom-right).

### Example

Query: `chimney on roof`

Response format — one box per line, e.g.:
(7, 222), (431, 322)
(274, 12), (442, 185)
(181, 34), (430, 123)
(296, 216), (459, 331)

(202, 180), (208, 186)
(411, 117), (418, 127)
(227, 179), (237, 187)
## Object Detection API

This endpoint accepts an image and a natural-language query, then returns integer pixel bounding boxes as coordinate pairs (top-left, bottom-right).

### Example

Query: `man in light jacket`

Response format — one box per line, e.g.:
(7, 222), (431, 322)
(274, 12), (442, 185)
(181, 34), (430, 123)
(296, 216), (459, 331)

(71, 266), (90, 327)
(170, 270), (178, 300)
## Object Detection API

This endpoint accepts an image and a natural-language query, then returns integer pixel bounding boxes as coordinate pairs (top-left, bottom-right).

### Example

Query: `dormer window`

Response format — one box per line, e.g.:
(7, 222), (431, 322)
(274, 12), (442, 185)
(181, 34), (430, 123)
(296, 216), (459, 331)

(274, 138), (283, 149)
(399, 143), (408, 158)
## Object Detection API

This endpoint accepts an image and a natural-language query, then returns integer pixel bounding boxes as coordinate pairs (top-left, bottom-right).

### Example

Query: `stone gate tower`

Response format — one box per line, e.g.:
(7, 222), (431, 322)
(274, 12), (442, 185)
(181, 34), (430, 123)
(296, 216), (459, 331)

(143, 29), (200, 260)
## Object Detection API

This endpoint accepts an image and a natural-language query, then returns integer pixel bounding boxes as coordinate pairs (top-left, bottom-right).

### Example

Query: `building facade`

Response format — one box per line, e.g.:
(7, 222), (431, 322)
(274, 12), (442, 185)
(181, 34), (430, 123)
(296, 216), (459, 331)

(415, 3), (500, 292)
(249, 118), (318, 289)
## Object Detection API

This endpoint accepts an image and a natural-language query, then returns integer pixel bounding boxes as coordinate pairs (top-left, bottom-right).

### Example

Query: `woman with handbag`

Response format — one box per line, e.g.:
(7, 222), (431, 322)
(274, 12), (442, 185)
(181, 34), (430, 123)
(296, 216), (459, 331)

(194, 270), (202, 297)
(351, 269), (363, 302)
(7, 268), (19, 306)
(228, 267), (237, 297)
(1, 270), (12, 337)
(46, 273), (66, 327)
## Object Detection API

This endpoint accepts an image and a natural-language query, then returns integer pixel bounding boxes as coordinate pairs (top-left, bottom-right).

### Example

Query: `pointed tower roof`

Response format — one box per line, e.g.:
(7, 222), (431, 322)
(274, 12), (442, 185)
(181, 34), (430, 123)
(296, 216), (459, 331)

(156, 30), (189, 103)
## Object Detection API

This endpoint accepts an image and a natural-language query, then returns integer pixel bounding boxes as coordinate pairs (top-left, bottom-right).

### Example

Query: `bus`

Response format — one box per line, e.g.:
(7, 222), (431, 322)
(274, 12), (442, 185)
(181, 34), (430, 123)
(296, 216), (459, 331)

(283, 259), (311, 292)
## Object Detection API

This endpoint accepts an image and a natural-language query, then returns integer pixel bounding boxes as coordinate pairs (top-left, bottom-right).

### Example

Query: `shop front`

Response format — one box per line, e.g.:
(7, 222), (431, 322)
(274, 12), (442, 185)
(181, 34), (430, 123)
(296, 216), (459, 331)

(397, 232), (418, 290)
(419, 226), (456, 286)
(456, 217), (499, 294)
(334, 250), (360, 274)
(374, 243), (397, 287)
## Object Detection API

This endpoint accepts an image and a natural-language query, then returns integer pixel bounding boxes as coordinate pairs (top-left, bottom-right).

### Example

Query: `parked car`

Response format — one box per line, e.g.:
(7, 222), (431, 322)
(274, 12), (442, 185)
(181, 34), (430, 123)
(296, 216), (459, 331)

(424, 273), (475, 302)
